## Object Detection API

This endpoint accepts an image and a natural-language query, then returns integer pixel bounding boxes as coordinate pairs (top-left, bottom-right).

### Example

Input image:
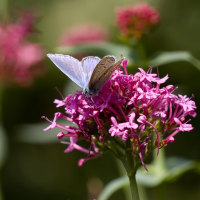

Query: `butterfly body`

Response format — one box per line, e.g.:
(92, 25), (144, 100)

(47, 54), (123, 96)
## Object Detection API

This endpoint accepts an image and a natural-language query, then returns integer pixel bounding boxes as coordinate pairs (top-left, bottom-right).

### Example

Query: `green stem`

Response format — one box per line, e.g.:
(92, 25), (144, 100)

(128, 173), (140, 200)
(122, 140), (140, 200)
(134, 39), (148, 66)
(115, 159), (132, 200)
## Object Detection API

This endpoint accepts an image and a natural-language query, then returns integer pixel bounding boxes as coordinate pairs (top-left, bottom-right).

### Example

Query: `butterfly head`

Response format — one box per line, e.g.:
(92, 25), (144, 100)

(83, 86), (97, 97)
(83, 88), (89, 96)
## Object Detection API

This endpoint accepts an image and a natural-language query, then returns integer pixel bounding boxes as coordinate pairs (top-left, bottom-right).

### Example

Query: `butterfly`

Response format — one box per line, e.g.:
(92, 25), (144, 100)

(47, 54), (123, 95)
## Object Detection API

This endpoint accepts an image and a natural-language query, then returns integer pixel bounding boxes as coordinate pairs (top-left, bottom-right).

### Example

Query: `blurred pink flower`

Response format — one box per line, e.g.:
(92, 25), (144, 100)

(59, 23), (108, 46)
(116, 3), (160, 39)
(0, 13), (44, 86)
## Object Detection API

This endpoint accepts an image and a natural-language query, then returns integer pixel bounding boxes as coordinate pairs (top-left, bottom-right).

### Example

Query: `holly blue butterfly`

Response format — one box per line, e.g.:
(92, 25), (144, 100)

(47, 54), (123, 95)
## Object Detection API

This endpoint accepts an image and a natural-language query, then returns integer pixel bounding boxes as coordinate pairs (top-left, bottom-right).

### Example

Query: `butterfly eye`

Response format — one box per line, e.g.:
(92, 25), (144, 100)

(83, 88), (90, 96)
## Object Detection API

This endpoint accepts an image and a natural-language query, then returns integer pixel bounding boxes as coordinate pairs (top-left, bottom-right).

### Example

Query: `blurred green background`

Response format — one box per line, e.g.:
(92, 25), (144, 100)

(1, 0), (200, 200)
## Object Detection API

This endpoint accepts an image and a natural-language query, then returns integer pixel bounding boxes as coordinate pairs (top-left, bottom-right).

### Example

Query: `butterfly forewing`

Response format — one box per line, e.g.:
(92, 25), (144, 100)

(88, 56), (116, 89)
(47, 54), (85, 88)
(88, 58), (123, 94)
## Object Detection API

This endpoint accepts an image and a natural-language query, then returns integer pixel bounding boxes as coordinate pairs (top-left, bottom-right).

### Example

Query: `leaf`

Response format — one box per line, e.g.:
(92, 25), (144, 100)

(136, 157), (197, 187)
(56, 42), (139, 64)
(15, 121), (71, 144)
(0, 124), (7, 168)
(136, 164), (167, 187)
(165, 157), (196, 181)
(98, 176), (129, 200)
(149, 51), (200, 71)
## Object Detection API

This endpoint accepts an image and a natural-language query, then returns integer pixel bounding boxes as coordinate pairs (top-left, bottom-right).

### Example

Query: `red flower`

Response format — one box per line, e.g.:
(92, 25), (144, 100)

(116, 3), (160, 39)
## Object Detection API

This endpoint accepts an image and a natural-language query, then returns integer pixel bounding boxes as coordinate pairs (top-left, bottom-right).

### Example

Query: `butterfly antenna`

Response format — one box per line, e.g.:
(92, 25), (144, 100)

(55, 87), (64, 100)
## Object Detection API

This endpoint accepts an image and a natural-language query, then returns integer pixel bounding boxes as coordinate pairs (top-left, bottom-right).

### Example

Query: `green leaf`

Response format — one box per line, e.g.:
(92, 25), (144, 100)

(136, 157), (197, 187)
(98, 176), (129, 200)
(0, 124), (7, 168)
(56, 42), (139, 64)
(149, 51), (200, 71)
(15, 121), (71, 144)
(136, 164), (167, 187)
(165, 157), (196, 181)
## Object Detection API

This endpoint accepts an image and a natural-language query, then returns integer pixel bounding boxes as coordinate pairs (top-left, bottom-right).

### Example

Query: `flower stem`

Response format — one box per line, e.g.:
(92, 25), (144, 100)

(135, 39), (148, 66)
(128, 172), (140, 200)
(122, 140), (141, 200)
(115, 159), (131, 200)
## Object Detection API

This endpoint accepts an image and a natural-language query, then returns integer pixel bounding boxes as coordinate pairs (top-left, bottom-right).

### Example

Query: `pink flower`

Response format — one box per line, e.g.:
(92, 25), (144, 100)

(116, 3), (160, 39)
(59, 23), (108, 46)
(43, 60), (196, 168)
(109, 113), (138, 140)
(0, 13), (44, 86)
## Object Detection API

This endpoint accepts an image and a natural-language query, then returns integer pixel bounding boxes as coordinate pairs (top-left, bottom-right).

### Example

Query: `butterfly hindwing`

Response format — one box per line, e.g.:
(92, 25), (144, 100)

(88, 57), (123, 94)
(88, 56), (116, 90)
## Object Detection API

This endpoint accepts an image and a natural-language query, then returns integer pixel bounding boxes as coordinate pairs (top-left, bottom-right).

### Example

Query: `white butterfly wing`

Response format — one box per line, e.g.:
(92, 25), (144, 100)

(47, 54), (86, 88)
(81, 56), (101, 86)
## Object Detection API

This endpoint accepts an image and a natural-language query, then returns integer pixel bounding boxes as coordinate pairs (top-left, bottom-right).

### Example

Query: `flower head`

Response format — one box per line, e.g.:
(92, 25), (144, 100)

(116, 3), (160, 39)
(43, 60), (196, 169)
(0, 13), (44, 86)
(59, 23), (108, 46)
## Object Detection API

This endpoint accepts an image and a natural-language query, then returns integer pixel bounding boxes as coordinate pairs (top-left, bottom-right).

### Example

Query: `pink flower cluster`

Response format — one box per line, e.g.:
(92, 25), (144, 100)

(59, 23), (108, 46)
(43, 61), (196, 168)
(0, 13), (44, 86)
(116, 3), (160, 39)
